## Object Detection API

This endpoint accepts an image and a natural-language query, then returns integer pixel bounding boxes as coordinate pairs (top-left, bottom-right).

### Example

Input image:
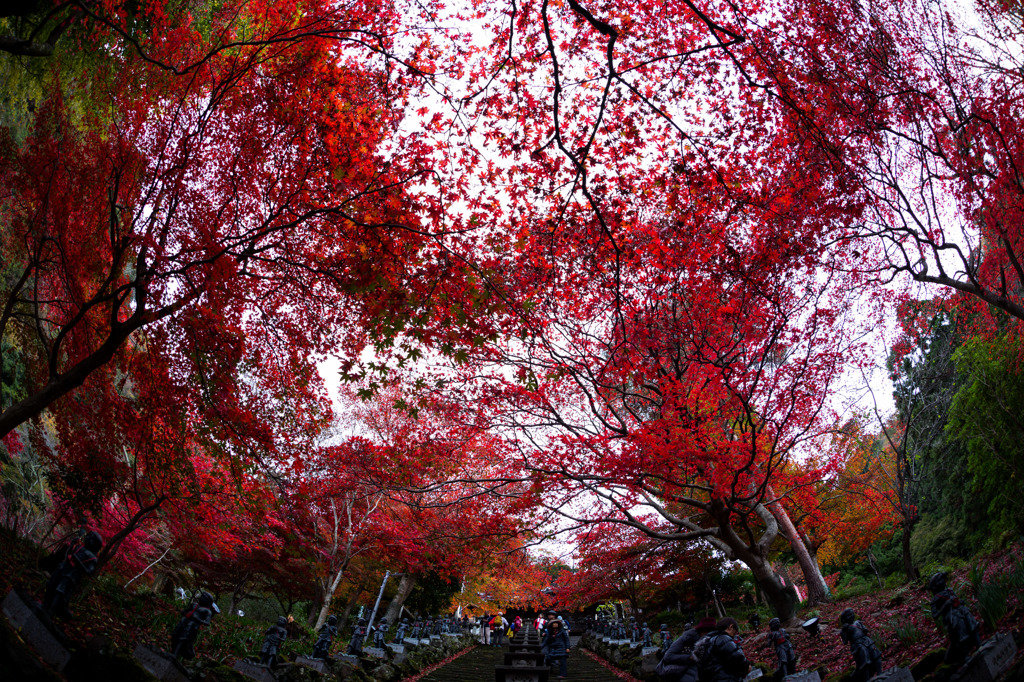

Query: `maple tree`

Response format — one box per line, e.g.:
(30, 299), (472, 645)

(6, 0), (1023, 638)
(0, 0), (486, 444)
(287, 438), (387, 629)
(797, 421), (897, 577)
(554, 524), (681, 615)
(736, 0), (1024, 321)
(420, 213), (860, 623)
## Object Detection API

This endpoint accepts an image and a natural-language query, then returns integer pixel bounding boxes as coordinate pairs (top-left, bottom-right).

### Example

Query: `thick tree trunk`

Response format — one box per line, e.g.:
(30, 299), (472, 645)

(743, 552), (799, 624)
(707, 500), (800, 624)
(383, 573), (416, 625)
(769, 497), (831, 605)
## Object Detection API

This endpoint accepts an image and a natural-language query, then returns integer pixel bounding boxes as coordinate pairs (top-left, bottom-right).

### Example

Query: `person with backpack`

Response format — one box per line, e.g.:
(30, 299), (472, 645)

(696, 618), (750, 682)
(768, 618), (796, 682)
(928, 572), (981, 665)
(491, 612), (509, 647)
(541, 617), (572, 679)
(657, 616), (716, 682)
(839, 609), (882, 682)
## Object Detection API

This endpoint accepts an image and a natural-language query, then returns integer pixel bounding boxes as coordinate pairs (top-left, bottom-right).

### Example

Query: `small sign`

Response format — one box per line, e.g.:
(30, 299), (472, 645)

(232, 659), (276, 682)
(335, 653), (361, 666)
(960, 634), (1017, 682)
(295, 656), (328, 674)
(782, 671), (821, 682)
(134, 644), (189, 682)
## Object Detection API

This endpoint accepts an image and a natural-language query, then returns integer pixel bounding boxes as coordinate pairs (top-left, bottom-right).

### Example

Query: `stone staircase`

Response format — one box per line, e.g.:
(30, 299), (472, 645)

(413, 627), (626, 682)
(416, 643), (505, 682)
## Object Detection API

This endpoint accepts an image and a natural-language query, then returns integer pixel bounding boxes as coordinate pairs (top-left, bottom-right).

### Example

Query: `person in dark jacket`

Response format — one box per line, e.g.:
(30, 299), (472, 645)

(658, 616), (717, 682)
(541, 618), (572, 679)
(928, 572), (980, 665)
(697, 618), (750, 682)
(768, 618), (796, 682)
(839, 609), (882, 682)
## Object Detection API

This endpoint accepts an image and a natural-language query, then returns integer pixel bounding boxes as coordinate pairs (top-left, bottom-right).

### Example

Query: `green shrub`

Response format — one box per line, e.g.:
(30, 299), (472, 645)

(911, 514), (972, 568)
(651, 609), (689, 632)
(969, 558), (1024, 632)
(884, 573), (909, 590)
(888, 618), (922, 645)
(833, 576), (875, 601)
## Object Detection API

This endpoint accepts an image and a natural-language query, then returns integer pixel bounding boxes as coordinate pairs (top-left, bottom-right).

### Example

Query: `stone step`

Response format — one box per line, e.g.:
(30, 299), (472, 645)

(411, 644), (627, 682)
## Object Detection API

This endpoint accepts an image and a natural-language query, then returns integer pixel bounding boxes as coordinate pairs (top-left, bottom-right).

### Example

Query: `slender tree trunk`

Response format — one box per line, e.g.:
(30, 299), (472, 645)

(313, 563), (352, 630)
(383, 574), (416, 624)
(769, 497), (831, 605)
(710, 585), (725, 618)
(227, 573), (250, 617)
(0, 308), (157, 440)
(307, 583), (327, 628)
(866, 548), (883, 589)
(901, 520), (919, 580)
(95, 496), (166, 571)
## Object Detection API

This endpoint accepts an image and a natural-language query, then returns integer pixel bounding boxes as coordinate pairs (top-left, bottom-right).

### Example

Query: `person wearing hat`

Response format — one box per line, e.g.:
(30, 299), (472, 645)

(656, 616), (716, 682)
(491, 611), (509, 647)
(541, 616), (572, 679)
(768, 618), (796, 682)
